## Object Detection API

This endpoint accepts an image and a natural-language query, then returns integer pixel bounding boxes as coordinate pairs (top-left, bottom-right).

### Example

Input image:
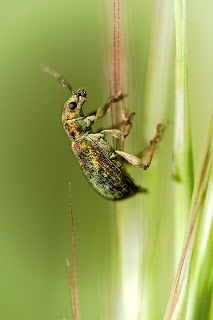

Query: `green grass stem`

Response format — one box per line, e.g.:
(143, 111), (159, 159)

(164, 114), (213, 319)
(173, 0), (194, 266)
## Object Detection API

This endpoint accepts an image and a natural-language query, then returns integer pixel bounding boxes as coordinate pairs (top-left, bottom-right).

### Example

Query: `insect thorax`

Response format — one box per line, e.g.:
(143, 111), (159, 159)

(63, 117), (93, 142)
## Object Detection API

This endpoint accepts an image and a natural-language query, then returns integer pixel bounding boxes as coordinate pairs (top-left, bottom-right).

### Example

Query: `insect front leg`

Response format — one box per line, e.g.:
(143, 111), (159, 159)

(115, 123), (164, 170)
(95, 93), (126, 122)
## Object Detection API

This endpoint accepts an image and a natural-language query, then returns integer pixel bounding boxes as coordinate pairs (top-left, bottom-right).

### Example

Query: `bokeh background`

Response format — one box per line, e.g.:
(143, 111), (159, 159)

(0, 0), (212, 319)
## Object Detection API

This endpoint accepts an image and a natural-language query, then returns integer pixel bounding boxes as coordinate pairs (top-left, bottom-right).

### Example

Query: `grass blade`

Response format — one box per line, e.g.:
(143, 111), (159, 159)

(164, 114), (213, 319)
(186, 116), (213, 320)
(173, 0), (194, 266)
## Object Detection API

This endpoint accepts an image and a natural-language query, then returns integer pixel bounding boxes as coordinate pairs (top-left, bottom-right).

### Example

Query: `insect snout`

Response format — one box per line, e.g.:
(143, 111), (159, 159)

(76, 89), (87, 98)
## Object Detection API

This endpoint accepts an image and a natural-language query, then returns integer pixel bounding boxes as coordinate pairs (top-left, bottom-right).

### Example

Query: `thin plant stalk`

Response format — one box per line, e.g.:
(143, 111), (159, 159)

(67, 183), (80, 320)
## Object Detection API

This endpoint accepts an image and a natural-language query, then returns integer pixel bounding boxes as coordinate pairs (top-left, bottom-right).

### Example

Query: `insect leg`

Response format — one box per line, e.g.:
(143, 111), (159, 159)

(121, 111), (135, 138)
(95, 93), (126, 122)
(42, 65), (73, 93)
(115, 123), (164, 170)
(135, 122), (167, 158)
(93, 113), (134, 136)
(99, 129), (125, 140)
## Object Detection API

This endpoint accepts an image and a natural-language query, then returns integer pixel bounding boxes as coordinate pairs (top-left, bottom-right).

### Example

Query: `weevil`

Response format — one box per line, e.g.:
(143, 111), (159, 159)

(43, 66), (163, 200)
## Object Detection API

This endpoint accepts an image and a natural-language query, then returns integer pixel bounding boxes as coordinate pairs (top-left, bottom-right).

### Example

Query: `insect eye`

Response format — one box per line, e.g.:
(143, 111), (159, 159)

(69, 102), (77, 110)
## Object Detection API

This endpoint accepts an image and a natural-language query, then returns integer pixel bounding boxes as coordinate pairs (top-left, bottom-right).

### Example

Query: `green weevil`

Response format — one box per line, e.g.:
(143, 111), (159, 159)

(43, 66), (162, 200)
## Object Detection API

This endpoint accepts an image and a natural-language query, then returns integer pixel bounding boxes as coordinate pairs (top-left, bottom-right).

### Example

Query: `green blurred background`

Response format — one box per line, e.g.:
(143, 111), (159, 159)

(0, 0), (212, 319)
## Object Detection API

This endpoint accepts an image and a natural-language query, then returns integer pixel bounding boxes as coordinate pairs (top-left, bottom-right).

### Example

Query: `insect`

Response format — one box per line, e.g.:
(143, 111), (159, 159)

(43, 66), (163, 200)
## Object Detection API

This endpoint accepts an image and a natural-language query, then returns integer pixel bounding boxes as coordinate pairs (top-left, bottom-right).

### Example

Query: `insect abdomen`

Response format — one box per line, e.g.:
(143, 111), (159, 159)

(72, 137), (138, 200)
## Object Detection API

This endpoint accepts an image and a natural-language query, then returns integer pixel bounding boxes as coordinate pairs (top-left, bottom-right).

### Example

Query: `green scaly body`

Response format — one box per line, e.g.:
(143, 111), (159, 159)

(62, 89), (138, 200)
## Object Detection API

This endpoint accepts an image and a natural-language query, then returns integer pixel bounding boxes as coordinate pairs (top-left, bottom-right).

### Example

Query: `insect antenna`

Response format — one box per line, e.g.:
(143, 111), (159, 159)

(42, 65), (73, 93)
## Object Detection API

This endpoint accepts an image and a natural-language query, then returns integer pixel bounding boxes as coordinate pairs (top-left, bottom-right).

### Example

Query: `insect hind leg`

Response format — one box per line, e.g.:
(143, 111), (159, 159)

(115, 123), (165, 170)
